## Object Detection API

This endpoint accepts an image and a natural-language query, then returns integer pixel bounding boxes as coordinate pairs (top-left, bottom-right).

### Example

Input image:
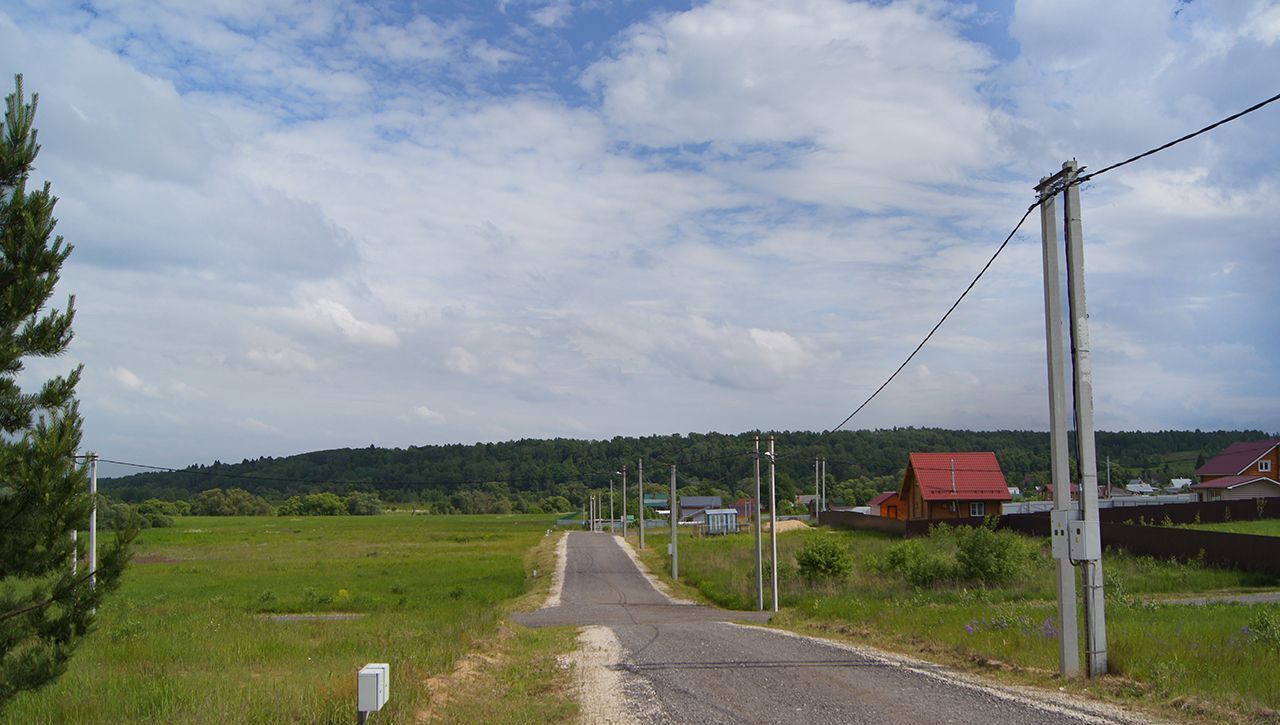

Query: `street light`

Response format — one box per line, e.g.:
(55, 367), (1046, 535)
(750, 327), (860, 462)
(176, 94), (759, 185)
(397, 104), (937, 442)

(616, 466), (627, 539)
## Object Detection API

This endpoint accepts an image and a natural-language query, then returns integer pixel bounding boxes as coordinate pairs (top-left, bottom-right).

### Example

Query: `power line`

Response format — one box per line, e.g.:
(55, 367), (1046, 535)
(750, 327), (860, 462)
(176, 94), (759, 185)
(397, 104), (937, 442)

(1076, 90), (1280, 185)
(826, 201), (1039, 435)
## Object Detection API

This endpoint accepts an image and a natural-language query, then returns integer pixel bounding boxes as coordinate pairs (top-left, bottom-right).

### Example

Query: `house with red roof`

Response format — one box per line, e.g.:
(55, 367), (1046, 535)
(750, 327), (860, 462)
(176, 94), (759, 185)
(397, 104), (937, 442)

(899, 452), (1011, 521)
(867, 491), (903, 520)
(1191, 438), (1280, 502)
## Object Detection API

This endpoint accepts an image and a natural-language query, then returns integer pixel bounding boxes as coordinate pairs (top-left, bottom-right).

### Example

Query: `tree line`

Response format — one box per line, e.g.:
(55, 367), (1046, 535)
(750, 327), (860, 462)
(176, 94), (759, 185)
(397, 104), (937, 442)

(100, 428), (1270, 514)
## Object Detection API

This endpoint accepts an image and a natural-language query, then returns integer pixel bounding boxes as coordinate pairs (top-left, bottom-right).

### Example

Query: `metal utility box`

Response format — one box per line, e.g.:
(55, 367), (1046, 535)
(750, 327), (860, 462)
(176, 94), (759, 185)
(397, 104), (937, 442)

(358, 663), (389, 713)
(1049, 510), (1071, 560)
(1069, 519), (1101, 561)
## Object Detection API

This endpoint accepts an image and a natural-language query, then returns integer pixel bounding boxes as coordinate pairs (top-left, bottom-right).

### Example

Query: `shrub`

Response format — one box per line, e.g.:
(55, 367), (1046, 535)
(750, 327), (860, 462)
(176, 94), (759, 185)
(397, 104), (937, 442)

(345, 492), (383, 516)
(876, 539), (956, 587)
(795, 534), (853, 581)
(953, 522), (1031, 585)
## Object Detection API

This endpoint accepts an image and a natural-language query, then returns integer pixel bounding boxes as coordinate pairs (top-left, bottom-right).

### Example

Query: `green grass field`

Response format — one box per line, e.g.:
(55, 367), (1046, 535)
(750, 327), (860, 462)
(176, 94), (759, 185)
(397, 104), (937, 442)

(4, 514), (576, 724)
(635, 526), (1280, 722)
(1181, 519), (1280, 537)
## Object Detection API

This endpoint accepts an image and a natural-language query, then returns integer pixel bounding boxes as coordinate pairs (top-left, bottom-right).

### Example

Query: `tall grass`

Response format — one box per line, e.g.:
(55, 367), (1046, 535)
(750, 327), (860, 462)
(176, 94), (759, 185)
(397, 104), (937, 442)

(4, 514), (561, 724)
(637, 526), (1280, 718)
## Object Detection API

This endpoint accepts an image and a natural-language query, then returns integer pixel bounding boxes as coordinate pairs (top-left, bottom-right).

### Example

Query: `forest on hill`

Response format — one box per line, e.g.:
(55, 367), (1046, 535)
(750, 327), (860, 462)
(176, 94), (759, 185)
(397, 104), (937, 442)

(100, 428), (1271, 514)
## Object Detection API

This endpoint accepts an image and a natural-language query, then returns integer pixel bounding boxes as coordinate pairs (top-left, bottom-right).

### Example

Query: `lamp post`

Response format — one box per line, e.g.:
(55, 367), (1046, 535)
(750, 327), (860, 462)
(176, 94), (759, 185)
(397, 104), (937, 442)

(616, 465), (627, 539)
(609, 476), (615, 533)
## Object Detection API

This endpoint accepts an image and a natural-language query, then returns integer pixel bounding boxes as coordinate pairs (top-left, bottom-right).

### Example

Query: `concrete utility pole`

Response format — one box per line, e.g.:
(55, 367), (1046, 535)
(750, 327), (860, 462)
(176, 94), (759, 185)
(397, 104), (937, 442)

(821, 458), (827, 514)
(638, 457), (645, 549)
(1038, 165), (1081, 678)
(670, 464), (678, 580)
(1064, 160), (1108, 677)
(754, 436), (764, 612)
(768, 437), (778, 612)
(89, 453), (98, 592)
(814, 458), (820, 517)
(618, 465), (628, 539)
(610, 477), (615, 532)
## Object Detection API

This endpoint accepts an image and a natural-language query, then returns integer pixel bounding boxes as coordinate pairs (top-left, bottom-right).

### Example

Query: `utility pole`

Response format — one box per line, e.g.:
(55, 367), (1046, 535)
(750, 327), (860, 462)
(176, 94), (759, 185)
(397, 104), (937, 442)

(638, 457), (645, 549)
(89, 453), (98, 593)
(1106, 457), (1112, 499)
(670, 464), (678, 580)
(1064, 160), (1108, 677)
(814, 458), (820, 517)
(610, 477), (615, 532)
(1038, 165), (1081, 678)
(821, 458), (827, 514)
(754, 436), (763, 611)
(768, 436), (778, 612)
(618, 465), (628, 539)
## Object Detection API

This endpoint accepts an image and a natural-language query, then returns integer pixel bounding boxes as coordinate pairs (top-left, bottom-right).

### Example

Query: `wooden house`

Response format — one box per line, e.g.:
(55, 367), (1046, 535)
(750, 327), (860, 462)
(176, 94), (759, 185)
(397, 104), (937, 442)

(899, 452), (1011, 521)
(1192, 438), (1280, 501)
(867, 491), (903, 520)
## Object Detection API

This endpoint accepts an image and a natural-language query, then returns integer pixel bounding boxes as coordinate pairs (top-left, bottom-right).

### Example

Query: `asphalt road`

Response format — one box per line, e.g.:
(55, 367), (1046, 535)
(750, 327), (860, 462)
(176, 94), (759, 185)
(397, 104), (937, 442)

(515, 532), (1148, 725)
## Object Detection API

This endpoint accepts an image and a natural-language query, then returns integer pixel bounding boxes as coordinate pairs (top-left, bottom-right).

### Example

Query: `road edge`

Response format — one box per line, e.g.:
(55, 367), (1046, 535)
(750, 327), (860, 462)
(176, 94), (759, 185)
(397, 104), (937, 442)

(724, 622), (1166, 725)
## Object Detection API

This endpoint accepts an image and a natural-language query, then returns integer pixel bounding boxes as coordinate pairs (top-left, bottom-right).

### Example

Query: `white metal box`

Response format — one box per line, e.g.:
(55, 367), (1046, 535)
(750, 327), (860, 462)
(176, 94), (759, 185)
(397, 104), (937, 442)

(1049, 510), (1071, 560)
(358, 663), (389, 712)
(1069, 519), (1101, 561)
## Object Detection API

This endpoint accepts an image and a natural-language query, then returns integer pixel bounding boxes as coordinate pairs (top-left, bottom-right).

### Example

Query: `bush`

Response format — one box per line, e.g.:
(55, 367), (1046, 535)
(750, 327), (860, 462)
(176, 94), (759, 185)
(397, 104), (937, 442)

(953, 521), (1031, 585)
(795, 534), (853, 581)
(191, 488), (275, 516)
(876, 539), (957, 587)
(345, 492), (382, 516)
(278, 493), (349, 516)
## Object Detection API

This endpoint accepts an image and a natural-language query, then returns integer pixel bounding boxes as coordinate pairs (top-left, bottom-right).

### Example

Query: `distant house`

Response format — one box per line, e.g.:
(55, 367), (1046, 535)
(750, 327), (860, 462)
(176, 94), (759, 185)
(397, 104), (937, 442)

(679, 496), (723, 520)
(700, 508), (740, 535)
(1125, 480), (1156, 495)
(731, 498), (756, 525)
(899, 452), (1011, 521)
(867, 491), (903, 520)
(1192, 438), (1280, 501)
(1007, 486), (1022, 499)
(1167, 478), (1193, 492)
(796, 494), (818, 513)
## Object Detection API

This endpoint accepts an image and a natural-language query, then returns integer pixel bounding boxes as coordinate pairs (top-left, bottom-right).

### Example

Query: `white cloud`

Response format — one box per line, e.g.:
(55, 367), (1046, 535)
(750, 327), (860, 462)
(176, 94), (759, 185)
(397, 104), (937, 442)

(305, 300), (400, 349)
(446, 346), (480, 375)
(413, 405), (446, 423)
(109, 367), (158, 397)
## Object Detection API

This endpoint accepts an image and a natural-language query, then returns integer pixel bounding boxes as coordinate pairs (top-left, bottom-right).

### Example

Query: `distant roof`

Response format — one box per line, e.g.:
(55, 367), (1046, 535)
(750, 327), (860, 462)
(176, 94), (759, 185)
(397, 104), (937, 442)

(1168, 478), (1193, 489)
(701, 508), (738, 516)
(1197, 439), (1280, 476)
(1190, 475), (1280, 490)
(680, 496), (722, 507)
(906, 452), (1011, 502)
(867, 491), (897, 507)
(1126, 482), (1156, 494)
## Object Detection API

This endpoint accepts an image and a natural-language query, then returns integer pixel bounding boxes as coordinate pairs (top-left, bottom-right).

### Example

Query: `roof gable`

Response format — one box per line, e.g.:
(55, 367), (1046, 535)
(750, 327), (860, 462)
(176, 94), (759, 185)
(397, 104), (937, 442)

(867, 491), (897, 507)
(1196, 438), (1280, 476)
(1190, 475), (1280, 490)
(906, 452), (1011, 502)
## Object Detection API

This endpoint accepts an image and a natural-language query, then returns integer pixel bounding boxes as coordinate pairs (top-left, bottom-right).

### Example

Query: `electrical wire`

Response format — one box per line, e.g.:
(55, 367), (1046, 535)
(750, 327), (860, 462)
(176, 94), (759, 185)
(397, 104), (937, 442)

(1076, 91), (1280, 185)
(89, 92), (1280, 495)
(825, 201), (1039, 436)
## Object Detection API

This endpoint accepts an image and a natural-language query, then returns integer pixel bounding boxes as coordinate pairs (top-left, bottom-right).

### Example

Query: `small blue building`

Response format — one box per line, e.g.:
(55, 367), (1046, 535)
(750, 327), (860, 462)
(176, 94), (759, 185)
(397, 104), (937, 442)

(701, 508), (740, 535)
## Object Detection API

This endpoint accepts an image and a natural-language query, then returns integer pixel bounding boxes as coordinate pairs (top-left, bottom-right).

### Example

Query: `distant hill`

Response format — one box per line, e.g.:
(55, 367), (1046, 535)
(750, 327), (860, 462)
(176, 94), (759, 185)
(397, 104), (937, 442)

(100, 428), (1271, 509)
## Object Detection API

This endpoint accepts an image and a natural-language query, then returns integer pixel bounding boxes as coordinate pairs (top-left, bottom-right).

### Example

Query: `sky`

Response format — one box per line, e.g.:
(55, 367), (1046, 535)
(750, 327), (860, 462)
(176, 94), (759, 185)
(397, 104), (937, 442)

(2, 0), (1278, 472)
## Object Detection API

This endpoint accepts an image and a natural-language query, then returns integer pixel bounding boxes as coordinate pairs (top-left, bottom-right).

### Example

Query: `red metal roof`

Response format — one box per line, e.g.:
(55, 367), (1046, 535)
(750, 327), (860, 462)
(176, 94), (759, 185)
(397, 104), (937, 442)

(867, 491), (897, 507)
(907, 452), (1011, 502)
(1196, 438), (1280, 476)
(1189, 474), (1280, 490)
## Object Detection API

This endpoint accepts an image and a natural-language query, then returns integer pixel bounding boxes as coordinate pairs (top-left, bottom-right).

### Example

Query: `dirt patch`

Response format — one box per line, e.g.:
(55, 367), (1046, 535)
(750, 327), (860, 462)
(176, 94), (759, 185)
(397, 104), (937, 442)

(766, 519), (811, 534)
(417, 626), (514, 722)
(133, 554), (186, 564)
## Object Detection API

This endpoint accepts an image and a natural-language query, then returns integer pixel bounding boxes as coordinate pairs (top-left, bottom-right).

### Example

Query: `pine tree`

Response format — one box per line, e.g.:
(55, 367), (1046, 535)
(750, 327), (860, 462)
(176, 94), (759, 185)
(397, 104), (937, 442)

(0, 74), (135, 708)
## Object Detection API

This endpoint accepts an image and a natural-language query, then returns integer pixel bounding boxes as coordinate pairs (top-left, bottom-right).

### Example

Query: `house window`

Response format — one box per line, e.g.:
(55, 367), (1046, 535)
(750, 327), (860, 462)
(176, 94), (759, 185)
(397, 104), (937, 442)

(1261, 460), (1273, 473)
(969, 502), (986, 517)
